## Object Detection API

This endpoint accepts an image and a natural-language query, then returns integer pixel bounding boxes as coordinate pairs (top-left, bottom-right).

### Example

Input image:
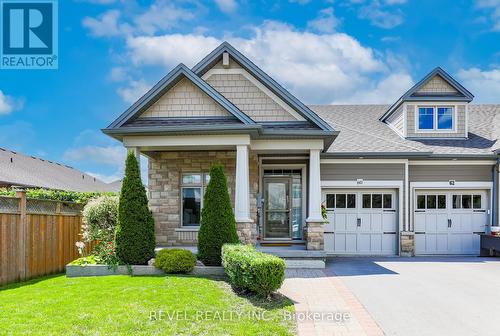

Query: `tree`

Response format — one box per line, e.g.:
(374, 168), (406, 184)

(115, 152), (155, 265)
(197, 163), (239, 266)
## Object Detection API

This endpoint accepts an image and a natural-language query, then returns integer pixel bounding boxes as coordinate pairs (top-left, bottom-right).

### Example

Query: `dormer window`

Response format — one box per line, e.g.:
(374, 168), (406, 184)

(417, 106), (454, 131)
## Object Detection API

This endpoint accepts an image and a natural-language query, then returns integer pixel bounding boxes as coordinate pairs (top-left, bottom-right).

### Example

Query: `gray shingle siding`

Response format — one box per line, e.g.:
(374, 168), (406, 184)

(386, 104), (404, 136)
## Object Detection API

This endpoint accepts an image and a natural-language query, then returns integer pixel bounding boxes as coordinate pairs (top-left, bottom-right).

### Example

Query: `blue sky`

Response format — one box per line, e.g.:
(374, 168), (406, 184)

(1, 0), (500, 182)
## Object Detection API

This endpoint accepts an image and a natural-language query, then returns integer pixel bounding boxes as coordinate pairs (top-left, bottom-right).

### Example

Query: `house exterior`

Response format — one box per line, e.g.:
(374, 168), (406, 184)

(0, 148), (115, 192)
(104, 42), (500, 256)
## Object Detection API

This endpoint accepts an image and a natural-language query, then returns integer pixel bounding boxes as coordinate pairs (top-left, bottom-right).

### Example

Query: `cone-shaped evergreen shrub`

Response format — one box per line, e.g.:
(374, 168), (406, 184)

(115, 152), (155, 265)
(197, 163), (239, 265)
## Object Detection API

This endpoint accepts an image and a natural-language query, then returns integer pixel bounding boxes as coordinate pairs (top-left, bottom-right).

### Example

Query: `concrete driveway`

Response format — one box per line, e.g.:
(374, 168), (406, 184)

(327, 257), (500, 336)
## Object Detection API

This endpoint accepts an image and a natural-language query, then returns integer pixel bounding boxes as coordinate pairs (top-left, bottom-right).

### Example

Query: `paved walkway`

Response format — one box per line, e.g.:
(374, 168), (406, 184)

(279, 269), (383, 336)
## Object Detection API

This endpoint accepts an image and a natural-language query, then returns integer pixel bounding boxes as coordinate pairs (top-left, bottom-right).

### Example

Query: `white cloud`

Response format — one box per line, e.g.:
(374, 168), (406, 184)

(358, 1), (404, 29)
(307, 7), (340, 33)
(108, 66), (128, 82)
(82, 10), (131, 37)
(126, 34), (221, 68)
(117, 79), (151, 104)
(456, 67), (500, 103)
(214, 0), (238, 13)
(124, 21), (411, 104)
(133, 2), (195, 35)
(475, 0), (500, 31)
(289, 0), (312, 4)
(338, 72), (413, 103)
(0, 90), (23, 115)
(64, 145), (126, 166)
(82, 1), (197, 37)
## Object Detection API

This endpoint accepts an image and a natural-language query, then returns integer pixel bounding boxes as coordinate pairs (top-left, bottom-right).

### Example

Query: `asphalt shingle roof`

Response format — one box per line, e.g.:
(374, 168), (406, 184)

(0, 148), (116, 192)
(309, 104), (500, 156)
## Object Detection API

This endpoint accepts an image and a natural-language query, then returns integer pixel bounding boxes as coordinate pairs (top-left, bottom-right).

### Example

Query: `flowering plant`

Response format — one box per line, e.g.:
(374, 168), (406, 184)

(321, 204), (330, 224)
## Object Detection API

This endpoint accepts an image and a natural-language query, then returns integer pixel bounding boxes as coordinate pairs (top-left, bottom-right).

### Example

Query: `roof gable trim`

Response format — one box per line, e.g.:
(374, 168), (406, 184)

(107, 64), (255, 129)
(381, 67), (474, 122)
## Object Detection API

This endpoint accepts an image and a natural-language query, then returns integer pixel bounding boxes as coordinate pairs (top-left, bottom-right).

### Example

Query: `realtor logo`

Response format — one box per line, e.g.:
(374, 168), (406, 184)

(1, 0), (58, 69)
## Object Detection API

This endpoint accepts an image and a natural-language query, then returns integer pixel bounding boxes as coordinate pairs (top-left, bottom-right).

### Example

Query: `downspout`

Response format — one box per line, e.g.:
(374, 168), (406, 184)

(493, 157), (500, 227)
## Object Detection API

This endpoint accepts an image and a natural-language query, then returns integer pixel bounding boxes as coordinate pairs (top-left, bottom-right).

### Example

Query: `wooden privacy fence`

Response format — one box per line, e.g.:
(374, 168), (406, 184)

(0, 191), (85, 286)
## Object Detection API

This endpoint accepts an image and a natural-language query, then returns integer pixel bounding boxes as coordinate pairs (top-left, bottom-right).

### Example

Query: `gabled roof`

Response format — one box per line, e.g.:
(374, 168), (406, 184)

(0, 148), (115, 192)
(380, 67), (474, 122)
(104, 63), (256, 130)
(192, 42), (334, 132)
(312, 104), (500, 158)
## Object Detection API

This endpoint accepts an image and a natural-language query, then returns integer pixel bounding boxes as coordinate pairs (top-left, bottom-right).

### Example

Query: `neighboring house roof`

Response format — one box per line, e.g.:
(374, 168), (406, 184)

(380, 67), (474, 122)
(0, 148), (115, 192)
(108, 179), (122, 193)
(311, 104), (500, 157)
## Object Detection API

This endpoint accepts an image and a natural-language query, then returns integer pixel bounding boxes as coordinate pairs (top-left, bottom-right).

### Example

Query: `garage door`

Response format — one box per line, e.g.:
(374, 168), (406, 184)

(414, 190), (488, 255)
(323, 189), (398, 255)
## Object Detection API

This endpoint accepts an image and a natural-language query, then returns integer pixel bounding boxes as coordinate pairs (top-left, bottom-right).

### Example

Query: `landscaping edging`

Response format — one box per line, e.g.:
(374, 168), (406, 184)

(66, 264), (225, 277)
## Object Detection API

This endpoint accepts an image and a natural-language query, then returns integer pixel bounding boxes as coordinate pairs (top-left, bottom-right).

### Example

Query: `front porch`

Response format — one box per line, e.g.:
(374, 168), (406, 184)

(129, 134), (326, 251)
(156, 242), (327, 268)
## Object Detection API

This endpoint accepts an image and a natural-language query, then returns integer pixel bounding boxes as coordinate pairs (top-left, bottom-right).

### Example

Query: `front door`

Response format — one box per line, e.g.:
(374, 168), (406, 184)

(263, 178), (292, 239)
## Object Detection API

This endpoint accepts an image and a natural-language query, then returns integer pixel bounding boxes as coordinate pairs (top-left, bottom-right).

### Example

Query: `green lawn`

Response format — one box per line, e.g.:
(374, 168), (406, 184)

(0, 275), (295, 335)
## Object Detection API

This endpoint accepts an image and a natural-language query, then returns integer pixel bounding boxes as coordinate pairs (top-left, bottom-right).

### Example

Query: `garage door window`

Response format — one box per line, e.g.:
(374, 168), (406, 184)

(453, 194), (482, 209)
(325, 194), (356, 209)
(362, 194), (393, 209)
(416, 194), (446, 210)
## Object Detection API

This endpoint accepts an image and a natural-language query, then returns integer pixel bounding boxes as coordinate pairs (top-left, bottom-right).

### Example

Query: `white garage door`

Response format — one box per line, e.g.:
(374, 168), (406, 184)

(414, 190), (489, 255)
(323, 189), (398, 255)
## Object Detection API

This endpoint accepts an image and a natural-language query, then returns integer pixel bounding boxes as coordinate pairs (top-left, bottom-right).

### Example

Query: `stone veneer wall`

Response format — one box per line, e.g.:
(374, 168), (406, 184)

(148, 151), (259, 246)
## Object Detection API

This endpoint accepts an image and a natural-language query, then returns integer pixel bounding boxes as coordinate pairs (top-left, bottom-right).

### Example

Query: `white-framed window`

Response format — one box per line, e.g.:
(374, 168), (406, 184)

(417, 106), (454, 131)
(181, 173), (210, 226)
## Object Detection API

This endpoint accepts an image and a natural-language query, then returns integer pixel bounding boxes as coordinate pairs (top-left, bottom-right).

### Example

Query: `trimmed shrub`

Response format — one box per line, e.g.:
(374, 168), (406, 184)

(0, 188), (115, 204)
(154, 249), (197, 274)
(222, 244), (286, 297)
(197, 163), (239, 266)
(115, 152), (155, 265)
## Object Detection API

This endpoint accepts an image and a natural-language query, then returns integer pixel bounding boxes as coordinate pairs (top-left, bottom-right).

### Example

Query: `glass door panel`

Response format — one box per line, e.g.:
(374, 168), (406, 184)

(264, 178), (291, 239)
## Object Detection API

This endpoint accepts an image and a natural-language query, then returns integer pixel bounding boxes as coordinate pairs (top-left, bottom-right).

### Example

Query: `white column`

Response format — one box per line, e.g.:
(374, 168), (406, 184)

(128, 147), (141, 165)
(307, 148), (323, 222)
(235, 145), (251, 222)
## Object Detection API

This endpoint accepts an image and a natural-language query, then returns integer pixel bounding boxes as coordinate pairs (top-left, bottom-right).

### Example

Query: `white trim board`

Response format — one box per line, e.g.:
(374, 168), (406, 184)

(409, 160), (496, 165)
(203, 68), (306, 121)
(123, 134), (251, 148)
(251, 139), (323, 151)
(410, 182), (493, 189)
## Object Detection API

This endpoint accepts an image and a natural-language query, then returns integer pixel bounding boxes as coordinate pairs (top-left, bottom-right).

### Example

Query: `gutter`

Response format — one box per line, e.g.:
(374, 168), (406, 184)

(493, 157), (500, 226)
(320, 152), (499, 160)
